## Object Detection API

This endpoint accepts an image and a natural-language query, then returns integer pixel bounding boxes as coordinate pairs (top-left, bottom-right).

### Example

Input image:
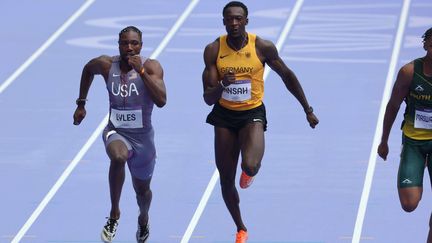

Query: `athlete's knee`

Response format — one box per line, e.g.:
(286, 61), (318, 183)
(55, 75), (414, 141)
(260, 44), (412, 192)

(136, 188), (152, 200)
(399, 187), (422, 212)
(241, 162), (261, 177)
(400, 200), (420, 212)
(110, 154), (128, 166)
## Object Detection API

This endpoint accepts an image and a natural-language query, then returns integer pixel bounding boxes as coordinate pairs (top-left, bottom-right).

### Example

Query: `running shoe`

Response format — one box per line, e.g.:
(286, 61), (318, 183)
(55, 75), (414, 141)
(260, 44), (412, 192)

(239, 171), (254, 189)
(101, 217), (118, 243)
(235, 230), (248, 243)
(136, 223), (149, 243)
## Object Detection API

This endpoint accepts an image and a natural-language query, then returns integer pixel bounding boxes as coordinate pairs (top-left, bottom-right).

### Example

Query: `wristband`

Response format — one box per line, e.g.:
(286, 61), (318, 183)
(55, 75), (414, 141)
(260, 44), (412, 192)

(219, 80), (228, 89)
(139, 67), (145, 75)
(76, 98), (87, 106)
(304, 106), (313, 114)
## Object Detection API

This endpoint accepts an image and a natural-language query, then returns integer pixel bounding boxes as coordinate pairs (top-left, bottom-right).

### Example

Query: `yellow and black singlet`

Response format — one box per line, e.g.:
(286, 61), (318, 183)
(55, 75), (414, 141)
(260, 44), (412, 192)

(402, 57), (432, 140)
(217, 33), (264, 111)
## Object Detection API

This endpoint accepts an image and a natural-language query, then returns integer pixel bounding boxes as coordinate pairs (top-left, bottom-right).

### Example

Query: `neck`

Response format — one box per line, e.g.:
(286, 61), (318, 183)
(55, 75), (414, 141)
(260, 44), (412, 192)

(120, 60), (132, 73)
(425, 53), (432, 62)
(424, 54), (432, 76)
(227, 33), (247, 52)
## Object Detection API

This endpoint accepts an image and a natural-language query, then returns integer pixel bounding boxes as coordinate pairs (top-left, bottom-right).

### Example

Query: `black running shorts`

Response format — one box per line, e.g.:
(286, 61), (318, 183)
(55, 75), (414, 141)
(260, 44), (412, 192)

(206, 102), (267, 132)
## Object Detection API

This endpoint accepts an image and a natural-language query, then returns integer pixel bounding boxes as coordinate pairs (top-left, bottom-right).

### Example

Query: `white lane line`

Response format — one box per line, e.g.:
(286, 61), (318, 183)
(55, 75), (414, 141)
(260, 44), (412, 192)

(352, 1), (411, 243)
(10, 0), (200, 242)
(180, 169), (219, 243)
(0, 0), (96, 94)
(11, 115), (107, 243)
(264, 0), (304, 79)
(180, 1), (305, 242)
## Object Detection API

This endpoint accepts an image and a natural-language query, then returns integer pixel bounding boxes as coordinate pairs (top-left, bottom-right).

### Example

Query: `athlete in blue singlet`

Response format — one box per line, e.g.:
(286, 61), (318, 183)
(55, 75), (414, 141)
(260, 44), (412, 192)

(73, 26), (166, 243)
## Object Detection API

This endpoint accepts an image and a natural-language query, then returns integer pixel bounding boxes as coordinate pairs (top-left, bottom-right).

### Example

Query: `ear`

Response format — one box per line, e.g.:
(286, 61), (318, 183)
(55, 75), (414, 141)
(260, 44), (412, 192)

(245, 18), (249, 26)
(223, 18), (226, 26)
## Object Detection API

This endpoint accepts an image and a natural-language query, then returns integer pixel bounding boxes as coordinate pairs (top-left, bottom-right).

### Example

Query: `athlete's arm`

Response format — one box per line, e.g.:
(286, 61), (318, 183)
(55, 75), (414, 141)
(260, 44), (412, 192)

(139, 59), (167, 108)
(73, 55), (110, 125)
(256, 37), (319, 128)
(378, 63), (413, 160)
(202, 40), (235, 105)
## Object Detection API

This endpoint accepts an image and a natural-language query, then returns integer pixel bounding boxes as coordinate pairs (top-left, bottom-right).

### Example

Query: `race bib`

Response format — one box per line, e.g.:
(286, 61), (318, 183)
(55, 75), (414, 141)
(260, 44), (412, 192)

(414, 108), (432, 129)
(110, 108), (143, 128)
(222, 79), (251, 102)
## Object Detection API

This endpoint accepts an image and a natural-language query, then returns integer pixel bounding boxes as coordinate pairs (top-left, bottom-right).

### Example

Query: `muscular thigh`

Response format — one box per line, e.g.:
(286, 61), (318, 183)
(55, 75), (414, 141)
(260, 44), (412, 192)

(239, 122), (264, 163)
(103, 129), (131, 161)
(214, 127), (240, 178)
(398, 136), (428, 188)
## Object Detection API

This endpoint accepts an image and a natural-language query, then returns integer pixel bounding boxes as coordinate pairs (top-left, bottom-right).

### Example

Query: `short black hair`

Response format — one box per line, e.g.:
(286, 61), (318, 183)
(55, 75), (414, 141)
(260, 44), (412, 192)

(422, 27), (432, 42)
(223, 1), (248, 17)
(119, 26), (142, 40)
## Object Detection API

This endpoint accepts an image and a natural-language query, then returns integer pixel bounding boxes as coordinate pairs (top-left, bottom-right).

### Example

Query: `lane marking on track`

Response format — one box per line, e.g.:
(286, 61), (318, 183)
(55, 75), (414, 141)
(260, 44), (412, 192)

(352, 1), (411, 243)
(0, 0), (96, 94)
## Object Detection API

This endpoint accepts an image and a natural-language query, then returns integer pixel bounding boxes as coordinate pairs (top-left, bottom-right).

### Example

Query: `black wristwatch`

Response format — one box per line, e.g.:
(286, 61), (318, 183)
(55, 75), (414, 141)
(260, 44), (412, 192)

(76, 98), (87, 106)
(305, 106), (313, 114)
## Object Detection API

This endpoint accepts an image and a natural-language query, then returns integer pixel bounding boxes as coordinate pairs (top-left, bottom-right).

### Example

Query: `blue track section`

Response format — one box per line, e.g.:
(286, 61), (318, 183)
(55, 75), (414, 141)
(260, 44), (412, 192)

(0, 0), (431, 242)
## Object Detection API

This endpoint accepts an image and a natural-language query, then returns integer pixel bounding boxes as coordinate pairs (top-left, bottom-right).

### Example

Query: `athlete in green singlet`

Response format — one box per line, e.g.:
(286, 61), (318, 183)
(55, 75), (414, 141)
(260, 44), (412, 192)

(378, 27), (432, 243)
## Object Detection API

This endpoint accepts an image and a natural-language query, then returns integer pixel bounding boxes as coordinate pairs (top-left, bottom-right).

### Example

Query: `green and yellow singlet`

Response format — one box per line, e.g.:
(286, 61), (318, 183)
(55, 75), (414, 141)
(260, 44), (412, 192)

(217, 33), (264, 111)
(402, 58), (432, 140)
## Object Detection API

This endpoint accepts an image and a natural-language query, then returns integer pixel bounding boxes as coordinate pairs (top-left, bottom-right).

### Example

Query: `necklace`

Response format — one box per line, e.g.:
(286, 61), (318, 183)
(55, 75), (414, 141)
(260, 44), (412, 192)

(227, 33), (247, 52)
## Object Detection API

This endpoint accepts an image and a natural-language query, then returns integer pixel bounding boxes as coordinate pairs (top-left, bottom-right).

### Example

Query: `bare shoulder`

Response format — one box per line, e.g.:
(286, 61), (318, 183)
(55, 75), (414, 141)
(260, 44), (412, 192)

(144, 58), (160, 65)
(401, 61), (414, 72)
(399, 61), (414, 79)
(87, 55), (112, 68)
(255, 35), (278, 63)
(203, 38), (220, 61)
(393, 61), (415, 89)
(144, 58), (163, 75)
(93, 55), (112, 63)
(255, 36), (277, 52)
(84, 55), (112, 77)
(144, 58), (161, 68)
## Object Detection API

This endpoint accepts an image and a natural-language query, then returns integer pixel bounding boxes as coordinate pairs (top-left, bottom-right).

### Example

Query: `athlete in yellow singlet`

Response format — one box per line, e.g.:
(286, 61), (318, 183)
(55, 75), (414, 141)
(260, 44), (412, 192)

(202, 2), (319, 242)
(217, 33), (264, 111)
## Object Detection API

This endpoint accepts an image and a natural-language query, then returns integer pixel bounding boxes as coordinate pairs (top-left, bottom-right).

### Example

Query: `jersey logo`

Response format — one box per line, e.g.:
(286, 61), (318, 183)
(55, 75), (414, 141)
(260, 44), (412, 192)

(401, 178), (412, 184)
(219, 54), (231, 59)
(415, 85), (424, 92)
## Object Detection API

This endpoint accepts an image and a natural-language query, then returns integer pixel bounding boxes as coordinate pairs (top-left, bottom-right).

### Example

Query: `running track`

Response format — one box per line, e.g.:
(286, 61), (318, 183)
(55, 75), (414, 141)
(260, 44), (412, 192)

(1, 0), (431, 242)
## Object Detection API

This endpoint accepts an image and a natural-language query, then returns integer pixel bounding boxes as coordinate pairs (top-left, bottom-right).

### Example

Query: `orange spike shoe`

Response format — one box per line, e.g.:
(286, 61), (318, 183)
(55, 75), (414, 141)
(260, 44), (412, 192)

(235, 230), (248, 243)
(239, 171), (254, 189)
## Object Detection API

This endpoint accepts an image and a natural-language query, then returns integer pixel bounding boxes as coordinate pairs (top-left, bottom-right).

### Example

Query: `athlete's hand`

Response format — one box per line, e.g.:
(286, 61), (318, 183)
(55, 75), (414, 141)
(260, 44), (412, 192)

(306, 112), (319, 128)
(377, 142), (388, 161)
(222, 70), (236, 86)
(73, 106), (86, 125)
(128, 55), (143, 73)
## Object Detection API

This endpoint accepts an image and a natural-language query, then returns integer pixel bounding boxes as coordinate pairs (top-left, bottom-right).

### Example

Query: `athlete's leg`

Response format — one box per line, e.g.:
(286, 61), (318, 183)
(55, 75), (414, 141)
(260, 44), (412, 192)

(238, 122), (265, 177)
(428, 213), (432, 243)
(106, 140), (129, 219)
(397, 136), (426, 212)
(426, 154), (432, 243)
(132, 176), (152, 226)
(398, 187), (423, 212)
(214, 126), (245, 232)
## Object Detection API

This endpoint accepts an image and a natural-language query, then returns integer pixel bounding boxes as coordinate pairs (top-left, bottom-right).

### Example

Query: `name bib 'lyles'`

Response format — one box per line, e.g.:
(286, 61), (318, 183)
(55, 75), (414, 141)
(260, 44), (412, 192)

(110, 108), (143, 128)
(414, 108), (432, 129)
(222, 79), (251, 102)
